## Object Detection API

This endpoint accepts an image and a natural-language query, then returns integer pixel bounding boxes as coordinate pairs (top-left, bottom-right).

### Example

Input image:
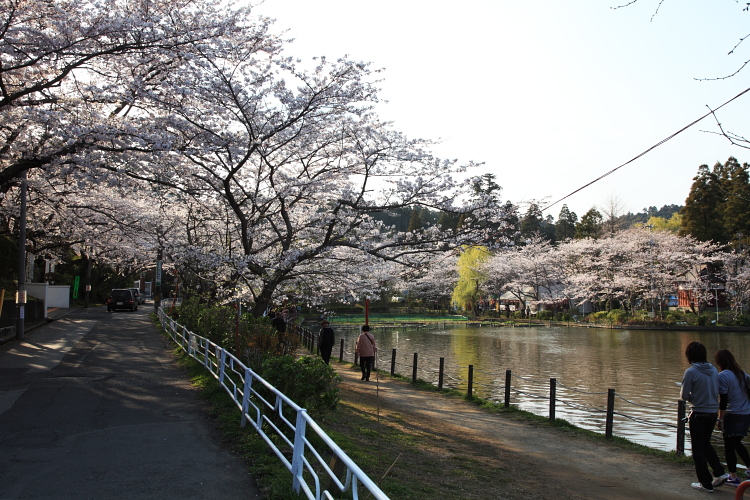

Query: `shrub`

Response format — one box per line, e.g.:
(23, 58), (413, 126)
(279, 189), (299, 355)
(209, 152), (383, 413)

(736, 314), (750, 326)
(536, 310), (551, 320)
(259, 355), (341, 414)
(589, 311), (609, 324)
(607, 309), (627, 324)
(697, 315), (708, 326)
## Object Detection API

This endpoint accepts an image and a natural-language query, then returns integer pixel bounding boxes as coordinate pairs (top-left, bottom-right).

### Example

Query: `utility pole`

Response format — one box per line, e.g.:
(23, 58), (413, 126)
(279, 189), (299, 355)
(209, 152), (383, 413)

(154, 248), (162, 313)
(16, 170), (27, 340)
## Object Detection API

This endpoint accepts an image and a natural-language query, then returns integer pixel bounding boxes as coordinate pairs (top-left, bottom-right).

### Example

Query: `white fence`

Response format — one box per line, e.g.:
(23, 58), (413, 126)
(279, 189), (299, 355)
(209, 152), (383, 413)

(157, 308), (389, 500)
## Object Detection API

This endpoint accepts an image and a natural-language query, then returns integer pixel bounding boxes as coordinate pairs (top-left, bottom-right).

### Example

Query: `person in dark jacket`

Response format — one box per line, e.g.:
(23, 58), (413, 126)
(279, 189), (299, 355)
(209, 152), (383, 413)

(681, 341), (728, 492)
(318, 320), (335, 364)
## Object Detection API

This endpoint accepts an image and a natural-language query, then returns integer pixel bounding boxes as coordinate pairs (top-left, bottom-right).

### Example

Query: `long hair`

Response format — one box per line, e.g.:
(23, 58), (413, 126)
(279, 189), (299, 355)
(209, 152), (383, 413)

(715, 349), (745, 387)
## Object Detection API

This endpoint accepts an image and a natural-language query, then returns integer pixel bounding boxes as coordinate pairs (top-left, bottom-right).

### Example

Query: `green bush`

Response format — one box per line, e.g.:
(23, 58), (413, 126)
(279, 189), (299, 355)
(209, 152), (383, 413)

(589, 311), (609, 324)
(259, 355), (341, 414)
(697, 315), (708, 326)
(736, 314), (750, 326)
(536, 310), (551, 320)
(607, 309), (627, 324)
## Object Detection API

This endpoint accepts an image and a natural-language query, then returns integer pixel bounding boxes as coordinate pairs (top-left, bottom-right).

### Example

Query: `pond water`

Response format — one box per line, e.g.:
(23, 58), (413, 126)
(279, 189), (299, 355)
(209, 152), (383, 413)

(331, 323), (750, 455)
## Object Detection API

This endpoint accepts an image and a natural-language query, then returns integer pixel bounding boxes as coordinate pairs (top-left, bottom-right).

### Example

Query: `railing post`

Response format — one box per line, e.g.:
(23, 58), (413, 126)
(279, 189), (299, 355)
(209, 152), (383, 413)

(605, 388), (615, 439)
(412, 352), (418, 383)
(549, 378), (556, 422)
(438, 357), (445, 390)
(241, 367), (252, 427)
(339, 338), (344, 362)
(504, 370), (511, 409)
(677, 399), (686, 456)
(219, 350), (227, 384)
(467, 365), (474, 398)
(291, 409), (308, 494)
(391, 349), (396, 376)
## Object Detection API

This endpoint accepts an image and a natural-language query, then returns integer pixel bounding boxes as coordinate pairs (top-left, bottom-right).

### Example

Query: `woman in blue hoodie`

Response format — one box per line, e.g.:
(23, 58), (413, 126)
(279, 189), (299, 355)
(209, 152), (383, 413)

(681, 341), (728, 492)
(715, 348), (750, 487)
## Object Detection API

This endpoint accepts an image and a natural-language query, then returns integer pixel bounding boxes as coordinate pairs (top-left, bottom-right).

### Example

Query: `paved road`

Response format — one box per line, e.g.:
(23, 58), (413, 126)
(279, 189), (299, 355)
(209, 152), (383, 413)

(0, 305), (261, 500)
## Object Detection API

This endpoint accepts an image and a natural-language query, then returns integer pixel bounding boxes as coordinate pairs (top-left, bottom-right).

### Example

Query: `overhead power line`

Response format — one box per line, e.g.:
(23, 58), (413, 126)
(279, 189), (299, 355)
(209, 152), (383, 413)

(540, 86), (750, 213)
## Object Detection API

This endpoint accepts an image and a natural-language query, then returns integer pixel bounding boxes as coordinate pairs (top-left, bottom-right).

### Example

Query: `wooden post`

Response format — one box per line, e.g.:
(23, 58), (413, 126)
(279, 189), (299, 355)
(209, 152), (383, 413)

(339, 338), (344, 362)
(326, 455), (347, 494)
(412, 352), (418, 383)
(504, 370), (511, 409)
(438, 357), (445, 390)
(549, 378), (556, 422)
(390, 348), (396, 376)
(605, 388), (615, 439)
(467, 365), (474, 398)
(676, 399), (686, 456)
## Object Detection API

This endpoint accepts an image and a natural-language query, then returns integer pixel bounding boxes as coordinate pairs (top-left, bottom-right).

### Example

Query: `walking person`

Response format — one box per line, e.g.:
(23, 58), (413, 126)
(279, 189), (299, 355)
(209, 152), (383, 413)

(681, 341), (728, 493)
(715, 348), (750, 487)
(355, 325), (376, 381)
(318, 320), (335, 365)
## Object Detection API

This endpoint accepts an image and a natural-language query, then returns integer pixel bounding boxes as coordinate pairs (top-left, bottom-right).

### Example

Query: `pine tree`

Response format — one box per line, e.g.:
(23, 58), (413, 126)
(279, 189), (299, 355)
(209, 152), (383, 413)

(407, 207), (422, 232)
(556, 204), (578, 241)
(722, 157), (750, 245)
(680, 163), (725, 243)
(520, 203), (542, 239)
(575, 208), (603, 239)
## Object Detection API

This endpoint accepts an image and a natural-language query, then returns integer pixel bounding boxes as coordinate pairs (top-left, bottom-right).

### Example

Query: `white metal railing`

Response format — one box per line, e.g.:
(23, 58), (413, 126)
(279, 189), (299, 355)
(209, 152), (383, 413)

(157, 308), (389, 500)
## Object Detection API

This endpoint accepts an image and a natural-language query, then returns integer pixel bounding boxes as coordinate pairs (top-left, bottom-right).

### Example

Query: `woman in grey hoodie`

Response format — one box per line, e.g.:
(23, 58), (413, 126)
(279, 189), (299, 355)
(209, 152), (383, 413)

(681, 341), (728, 492)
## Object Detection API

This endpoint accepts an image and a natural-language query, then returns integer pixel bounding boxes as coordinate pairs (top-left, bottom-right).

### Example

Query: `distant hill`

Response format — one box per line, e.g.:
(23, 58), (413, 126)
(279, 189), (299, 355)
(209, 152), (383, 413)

(618, 204), (683, 226)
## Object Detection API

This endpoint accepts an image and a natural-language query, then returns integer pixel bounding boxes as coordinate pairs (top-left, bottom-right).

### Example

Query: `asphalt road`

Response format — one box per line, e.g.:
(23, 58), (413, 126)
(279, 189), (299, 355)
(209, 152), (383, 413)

(0, 304), (261, 500)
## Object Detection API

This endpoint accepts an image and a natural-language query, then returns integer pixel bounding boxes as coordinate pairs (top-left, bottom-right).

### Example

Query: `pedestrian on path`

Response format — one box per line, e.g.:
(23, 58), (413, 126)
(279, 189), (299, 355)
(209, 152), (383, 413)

(355, 325), (376, 381)
(317, 320), (335, 364)
(680, 341), (728, 493)
(714, 348), (750, 487)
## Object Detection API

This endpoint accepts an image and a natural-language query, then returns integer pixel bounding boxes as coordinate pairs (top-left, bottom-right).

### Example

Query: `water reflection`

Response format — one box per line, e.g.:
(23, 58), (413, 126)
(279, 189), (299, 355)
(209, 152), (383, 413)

(335, 324), (750, 454)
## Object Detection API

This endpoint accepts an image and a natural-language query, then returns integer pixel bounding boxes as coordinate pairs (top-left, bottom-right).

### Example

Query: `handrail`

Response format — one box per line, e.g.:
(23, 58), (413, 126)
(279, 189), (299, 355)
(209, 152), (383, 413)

(157, 308), (389, 500)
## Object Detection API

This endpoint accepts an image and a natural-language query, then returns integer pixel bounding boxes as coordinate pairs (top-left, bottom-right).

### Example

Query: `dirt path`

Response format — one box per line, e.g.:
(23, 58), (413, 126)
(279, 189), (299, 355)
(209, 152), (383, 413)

(335, 365), (738, 500)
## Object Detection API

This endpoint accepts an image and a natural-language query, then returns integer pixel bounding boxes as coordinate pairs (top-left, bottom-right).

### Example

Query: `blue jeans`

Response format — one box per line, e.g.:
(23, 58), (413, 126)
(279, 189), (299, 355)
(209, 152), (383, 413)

(690, 412), (725, 488)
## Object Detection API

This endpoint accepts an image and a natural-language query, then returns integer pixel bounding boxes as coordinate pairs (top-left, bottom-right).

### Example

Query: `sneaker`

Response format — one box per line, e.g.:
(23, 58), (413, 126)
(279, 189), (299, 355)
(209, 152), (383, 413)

(712, 473), (730, 487)
(726, 477), (742, 487)
(691, 482), (714, 493)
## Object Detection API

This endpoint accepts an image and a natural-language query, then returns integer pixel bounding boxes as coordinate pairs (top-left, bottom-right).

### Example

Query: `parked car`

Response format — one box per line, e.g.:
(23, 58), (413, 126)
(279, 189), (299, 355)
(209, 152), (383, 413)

(107, 289), (138, 312)
(129, 288), (145, 304)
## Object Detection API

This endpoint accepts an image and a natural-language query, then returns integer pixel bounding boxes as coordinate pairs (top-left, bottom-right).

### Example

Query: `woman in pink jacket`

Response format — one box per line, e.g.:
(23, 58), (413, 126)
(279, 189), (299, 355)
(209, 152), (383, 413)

(355, 325), (377, 381)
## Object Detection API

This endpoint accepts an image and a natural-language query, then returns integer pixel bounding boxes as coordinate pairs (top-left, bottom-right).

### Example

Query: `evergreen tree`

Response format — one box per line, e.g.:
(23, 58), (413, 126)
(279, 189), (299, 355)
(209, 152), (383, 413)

(540, 214), (556, 243)
(575, 208), (603, 239)
(520, 203), (542, 239)
(407, 207), (422, 232)
(556, 204), (578, 241)
(680, 163), (725, 242)
(472, 173), (502, 202)
(722, 157), (750, 244)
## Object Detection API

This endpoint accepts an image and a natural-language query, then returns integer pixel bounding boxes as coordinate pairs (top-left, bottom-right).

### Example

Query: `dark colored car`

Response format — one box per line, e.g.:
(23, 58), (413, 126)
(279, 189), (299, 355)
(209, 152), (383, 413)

(107, 289), (138, 312)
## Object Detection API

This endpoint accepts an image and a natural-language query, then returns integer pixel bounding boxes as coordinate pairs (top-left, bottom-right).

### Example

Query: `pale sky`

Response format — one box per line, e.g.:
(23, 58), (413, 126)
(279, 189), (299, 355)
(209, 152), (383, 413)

(255, 0), (750, 219)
